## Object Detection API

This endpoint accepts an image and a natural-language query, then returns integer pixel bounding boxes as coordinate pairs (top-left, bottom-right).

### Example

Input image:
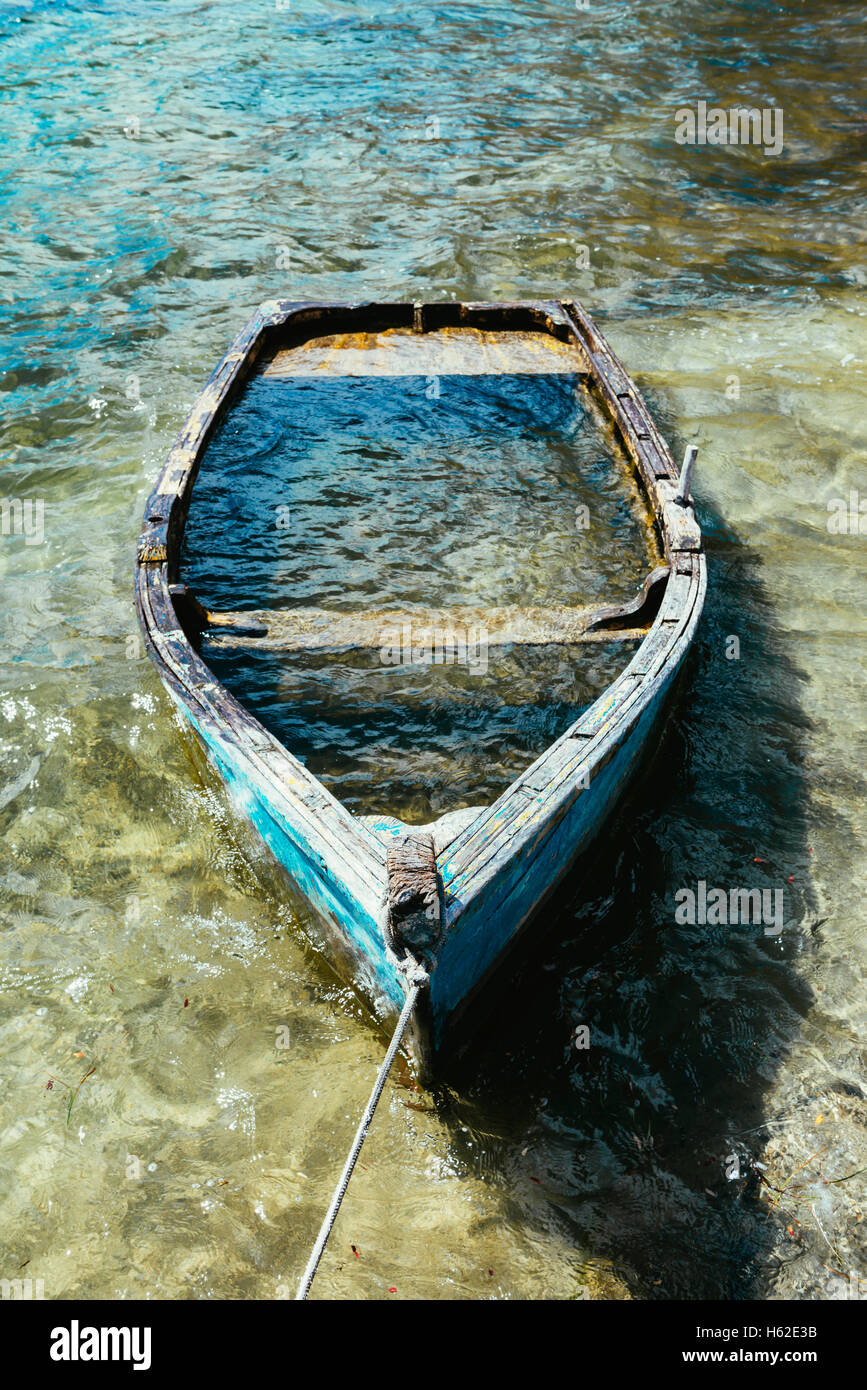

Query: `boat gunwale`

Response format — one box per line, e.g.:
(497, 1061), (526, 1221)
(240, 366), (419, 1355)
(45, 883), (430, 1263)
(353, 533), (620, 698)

(135, 297), (705, 973)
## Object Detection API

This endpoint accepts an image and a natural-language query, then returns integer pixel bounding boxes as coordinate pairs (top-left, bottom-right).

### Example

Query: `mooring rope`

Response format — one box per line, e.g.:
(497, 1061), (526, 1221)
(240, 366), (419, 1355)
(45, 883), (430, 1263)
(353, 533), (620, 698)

(295, 964), (428, 1300)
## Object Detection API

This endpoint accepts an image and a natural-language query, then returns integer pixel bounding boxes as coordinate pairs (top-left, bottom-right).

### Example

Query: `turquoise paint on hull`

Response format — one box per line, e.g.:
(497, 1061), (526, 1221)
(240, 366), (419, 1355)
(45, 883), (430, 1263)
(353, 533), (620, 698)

(170, 661), (682, 1050)
(174, 701), (406, 1017)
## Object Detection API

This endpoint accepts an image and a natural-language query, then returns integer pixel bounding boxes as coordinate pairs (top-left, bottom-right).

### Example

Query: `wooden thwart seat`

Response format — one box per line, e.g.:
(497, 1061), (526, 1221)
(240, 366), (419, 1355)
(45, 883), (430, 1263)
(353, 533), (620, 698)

(170, 568), (669, 654)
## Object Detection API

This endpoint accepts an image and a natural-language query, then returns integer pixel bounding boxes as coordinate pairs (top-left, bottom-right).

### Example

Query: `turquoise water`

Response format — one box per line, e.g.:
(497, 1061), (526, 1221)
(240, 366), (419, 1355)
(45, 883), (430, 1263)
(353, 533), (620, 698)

(1, 0), (865, 1301)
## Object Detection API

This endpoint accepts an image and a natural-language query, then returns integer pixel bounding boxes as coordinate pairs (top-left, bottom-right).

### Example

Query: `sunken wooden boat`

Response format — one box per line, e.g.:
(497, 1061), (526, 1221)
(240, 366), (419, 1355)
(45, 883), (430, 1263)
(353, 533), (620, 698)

(136, 299), (705, 1079)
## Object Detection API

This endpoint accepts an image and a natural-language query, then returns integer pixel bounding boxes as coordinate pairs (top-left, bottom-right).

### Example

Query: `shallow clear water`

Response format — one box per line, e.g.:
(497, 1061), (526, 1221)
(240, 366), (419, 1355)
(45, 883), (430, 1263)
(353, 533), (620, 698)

(1, 0), (865, 1301)
(184, 367), (652, 820)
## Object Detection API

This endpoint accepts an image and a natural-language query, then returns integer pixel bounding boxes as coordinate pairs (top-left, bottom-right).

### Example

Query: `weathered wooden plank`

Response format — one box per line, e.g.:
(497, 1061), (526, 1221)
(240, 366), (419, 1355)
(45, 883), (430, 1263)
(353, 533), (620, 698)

(616, 392), (650, 438)
(202, 598), (655, 653)
(439, 789), (542, 894)
(627, 619), (681, 678)
(652, 478), (702, 554)
(521, 741), (591, 798)
(561, 301), (678, 496)
(261, 326), (590, 378)
(137, 309), (274, 572)
(361, 806), (486, 857)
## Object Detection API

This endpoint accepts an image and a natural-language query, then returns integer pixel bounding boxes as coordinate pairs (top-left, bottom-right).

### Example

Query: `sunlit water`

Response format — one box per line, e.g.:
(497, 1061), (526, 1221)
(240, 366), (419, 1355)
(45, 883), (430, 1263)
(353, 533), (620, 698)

(0, 0), (864, 1301)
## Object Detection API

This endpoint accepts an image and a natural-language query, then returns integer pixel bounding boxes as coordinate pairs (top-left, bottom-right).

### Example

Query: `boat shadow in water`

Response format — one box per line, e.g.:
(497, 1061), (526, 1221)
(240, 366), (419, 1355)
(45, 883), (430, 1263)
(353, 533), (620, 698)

(434, 516), (820, 1300)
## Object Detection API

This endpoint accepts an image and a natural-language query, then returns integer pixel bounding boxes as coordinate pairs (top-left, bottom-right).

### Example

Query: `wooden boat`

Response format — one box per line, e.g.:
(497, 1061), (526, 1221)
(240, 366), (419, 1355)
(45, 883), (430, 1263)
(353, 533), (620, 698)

(136, 299), (705, 1080)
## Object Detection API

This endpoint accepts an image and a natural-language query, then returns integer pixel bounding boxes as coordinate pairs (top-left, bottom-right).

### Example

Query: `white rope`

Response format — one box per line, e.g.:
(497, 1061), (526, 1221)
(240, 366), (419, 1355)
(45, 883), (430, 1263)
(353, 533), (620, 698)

(295, 969), (427, 1300)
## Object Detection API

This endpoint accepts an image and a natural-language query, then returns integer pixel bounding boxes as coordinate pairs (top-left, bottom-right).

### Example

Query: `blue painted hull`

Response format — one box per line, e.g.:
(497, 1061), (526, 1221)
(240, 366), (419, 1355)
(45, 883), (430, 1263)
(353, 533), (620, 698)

(171, 697), (407, 1021)
(170, 647), (682, 1055)
(433, 666), (678, 1044)
(134, 297), (707, 1077)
